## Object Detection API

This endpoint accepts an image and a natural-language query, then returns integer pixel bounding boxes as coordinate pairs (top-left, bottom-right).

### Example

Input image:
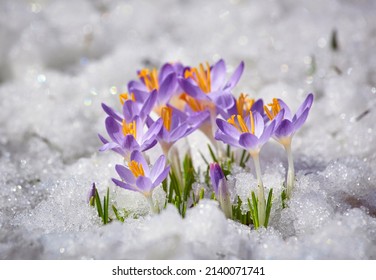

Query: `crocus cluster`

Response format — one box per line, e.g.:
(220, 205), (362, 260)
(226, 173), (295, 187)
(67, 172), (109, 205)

(98, 58), (313, 225)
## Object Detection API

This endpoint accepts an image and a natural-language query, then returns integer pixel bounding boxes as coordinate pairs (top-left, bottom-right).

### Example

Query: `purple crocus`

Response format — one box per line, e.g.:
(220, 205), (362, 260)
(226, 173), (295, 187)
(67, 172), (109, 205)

(177, 60), (245, 153)
(112, 150), (170, 213)
(102, 89), (158, 123)
(146, 105), (210, 155)
(264, 93), (314, 199)
(209, 163), (232, 219)
(98, 115), (162, 162)
(87, 182), (96, 206)
(215, 111), (277, 155)
(215, 111), (278, 227)
(128, 63), (180, 109)
(179, 59), (244, 116)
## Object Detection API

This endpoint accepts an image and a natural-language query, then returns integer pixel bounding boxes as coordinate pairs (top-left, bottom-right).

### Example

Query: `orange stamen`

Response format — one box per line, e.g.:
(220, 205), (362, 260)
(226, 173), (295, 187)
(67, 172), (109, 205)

(184, 62), (211, 93)
(129, 160), (145, 177)
(138, 68), (159, 91)
(161, 106), (172, 131)
(122, 120), (136, 138)
(119, 92), (135, 105)
(264, 98), (281, 120)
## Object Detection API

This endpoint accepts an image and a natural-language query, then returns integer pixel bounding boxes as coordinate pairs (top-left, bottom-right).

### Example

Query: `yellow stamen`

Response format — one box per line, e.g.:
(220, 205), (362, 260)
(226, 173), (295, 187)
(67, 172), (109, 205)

(184, 62), (211, 93)
(122, 120), (136, 138)
(138, 68), (159, 91)
(119, 92), (135, 105)
(237, 93), (255, 116)
(180, 93), (203, 112)
(161, 106), (172, 131)
(129, 160), (145, 177)
(264, 98), (281, 120)
(237, 115), (249, 133)
(227, 115), (241, 132)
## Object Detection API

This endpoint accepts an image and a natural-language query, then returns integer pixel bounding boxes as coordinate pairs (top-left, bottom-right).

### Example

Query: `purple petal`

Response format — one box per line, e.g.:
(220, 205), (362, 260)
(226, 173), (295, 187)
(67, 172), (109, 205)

(112, 178), (138, 192)
(251, 99), (264, 114)
(210, 59), (226, 91)
(130, 150), (150, 175)
(216, 118), (241, 137)
(239, 133), (259, 150)
(122, 100), (139, 121)
(295, 93), (314, 119)
(168, 123), (190, 142)
(142, 118), (162, 143)
(136, 176), (153, 192)
(274, 119), (294, 139)
(209, 92), (235, 110)
(178, 78), (207, 100)
(277, 99), (292, 120)
(252, 111), (265, 138)
(292, 107), (310, 131)
(115, 164), (136, 184)
(140, 89), (157, 120)
(259, 120), (276, 145)
(105, 117), (123, 144)
(209, 163), (225, 195)
(140, 139), (158, 152)
(150, 155), (166, 181)
(158, 73), (177, 104)
(159, 63), (175, 81)
(225, 61), (244, 90)
(152, 166), (170, 187)
(215, 130), (241, 148)
(102, 103), (122, 122)
(122, 134), (140, 151)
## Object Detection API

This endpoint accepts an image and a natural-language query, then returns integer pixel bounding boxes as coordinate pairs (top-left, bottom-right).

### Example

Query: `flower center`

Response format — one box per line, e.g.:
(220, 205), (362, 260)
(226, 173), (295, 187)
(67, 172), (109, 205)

(236, 93), (255, 116)
(122, 120), (136, 138)
(264, 98), (281, 120)
(161, 106), (172, 131)
(227, 112), (255, 134)
(184, 62), (211, 93)
(138, 68), (159, 91)
(119, 92), (135, 105)
(129, 160), (145, 177)
(179, 93), (213, 112)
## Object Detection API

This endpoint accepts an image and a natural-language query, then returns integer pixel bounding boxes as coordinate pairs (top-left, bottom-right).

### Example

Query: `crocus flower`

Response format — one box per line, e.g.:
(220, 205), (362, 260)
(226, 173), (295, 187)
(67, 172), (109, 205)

(263, 93), (314, 199)
(224, 93), (264, 120)
(98, 116), (162, 162)
(88, 183), (96, 206)
(178, 59), (245, 152)
(147, 105), (210, 155)
(112, 150), (170, 213)
(102, 89), (158, 123)
(128, 63), (181, 113)
(209, 163), (232, 219)
(215, 111), (277, 227)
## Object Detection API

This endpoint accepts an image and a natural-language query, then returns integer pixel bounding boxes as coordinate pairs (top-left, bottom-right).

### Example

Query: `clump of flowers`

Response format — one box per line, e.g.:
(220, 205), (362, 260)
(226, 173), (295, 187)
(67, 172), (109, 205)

(92, 59), (313, 229)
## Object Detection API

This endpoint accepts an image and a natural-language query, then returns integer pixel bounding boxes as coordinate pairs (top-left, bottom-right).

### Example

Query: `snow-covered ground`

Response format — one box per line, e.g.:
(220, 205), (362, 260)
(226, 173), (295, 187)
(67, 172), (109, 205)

(1, 0), (376, 259)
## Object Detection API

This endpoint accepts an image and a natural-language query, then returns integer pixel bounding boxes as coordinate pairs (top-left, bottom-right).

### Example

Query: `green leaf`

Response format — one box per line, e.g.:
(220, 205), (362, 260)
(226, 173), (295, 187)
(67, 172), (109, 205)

(281, 188), (287, 209)
(251, 191), (259, 229)
(207, 144), (218, 163)
(94, 189), (103, 219)
(239, 149), (247, 168)
(199, 151), (209, 165)
(112, 205), (124, 222)
(264, 188), (273, 228)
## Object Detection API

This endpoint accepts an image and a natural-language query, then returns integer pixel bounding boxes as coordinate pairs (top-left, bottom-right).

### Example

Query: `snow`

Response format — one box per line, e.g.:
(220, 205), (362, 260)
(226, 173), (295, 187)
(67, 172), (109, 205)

(1, 0), (376, 259)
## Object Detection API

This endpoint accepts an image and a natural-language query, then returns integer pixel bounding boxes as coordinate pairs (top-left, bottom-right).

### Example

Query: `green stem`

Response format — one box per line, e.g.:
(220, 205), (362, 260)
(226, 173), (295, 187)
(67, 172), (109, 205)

(251, 152), (266, 227)
(284, 139), (295, 199)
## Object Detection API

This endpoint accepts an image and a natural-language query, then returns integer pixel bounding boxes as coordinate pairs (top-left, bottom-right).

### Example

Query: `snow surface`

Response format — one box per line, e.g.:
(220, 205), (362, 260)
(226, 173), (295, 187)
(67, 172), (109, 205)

(1, 0), (376, 259)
